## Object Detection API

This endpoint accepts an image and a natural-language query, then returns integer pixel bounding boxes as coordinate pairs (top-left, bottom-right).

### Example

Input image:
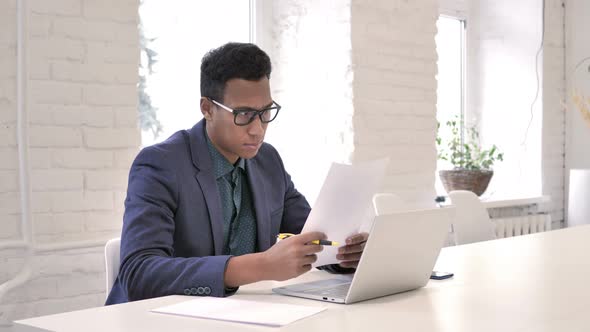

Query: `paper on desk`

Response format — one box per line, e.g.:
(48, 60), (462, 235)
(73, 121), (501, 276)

(151, 297), (326, 327)
(302, 158), (388, 267)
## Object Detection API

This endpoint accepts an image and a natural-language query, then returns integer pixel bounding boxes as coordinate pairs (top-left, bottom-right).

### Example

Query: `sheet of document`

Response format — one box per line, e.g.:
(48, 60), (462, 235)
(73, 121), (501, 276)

(302, 158), (389, 267)
(151, 297), (326, 327)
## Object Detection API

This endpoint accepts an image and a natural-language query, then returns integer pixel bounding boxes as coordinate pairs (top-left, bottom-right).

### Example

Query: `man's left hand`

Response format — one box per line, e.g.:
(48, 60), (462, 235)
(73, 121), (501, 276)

(337, 233), (369, 268)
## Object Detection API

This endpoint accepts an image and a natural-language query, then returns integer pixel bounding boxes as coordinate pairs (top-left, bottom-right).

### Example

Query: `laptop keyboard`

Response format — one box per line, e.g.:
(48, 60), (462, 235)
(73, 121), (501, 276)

(302, 282), (351, 298)
(273, 278), (353, 300)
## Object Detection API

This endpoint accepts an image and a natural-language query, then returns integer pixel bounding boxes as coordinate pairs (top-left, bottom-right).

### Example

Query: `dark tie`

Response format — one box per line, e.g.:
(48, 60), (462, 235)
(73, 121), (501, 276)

(225, 166), (256, 256)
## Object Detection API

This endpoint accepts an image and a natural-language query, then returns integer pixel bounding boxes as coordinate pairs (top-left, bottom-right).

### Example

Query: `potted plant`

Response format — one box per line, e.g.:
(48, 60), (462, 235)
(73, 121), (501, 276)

(436, 117), (504, 196)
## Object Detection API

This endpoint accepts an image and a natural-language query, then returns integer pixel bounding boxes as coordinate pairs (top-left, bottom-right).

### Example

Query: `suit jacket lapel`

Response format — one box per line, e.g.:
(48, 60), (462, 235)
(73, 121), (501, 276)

(188, 120), (224, 255)
(246, 159), (271, 251)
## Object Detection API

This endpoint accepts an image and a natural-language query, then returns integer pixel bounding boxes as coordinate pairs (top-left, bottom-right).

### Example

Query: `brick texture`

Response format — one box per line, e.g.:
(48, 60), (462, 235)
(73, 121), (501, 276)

(351, 0), (439, 207)
(0, 0), (140, 321)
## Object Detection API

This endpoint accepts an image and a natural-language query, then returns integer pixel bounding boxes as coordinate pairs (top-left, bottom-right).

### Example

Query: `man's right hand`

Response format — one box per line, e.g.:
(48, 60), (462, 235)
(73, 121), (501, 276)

(261, 232), (326, 281)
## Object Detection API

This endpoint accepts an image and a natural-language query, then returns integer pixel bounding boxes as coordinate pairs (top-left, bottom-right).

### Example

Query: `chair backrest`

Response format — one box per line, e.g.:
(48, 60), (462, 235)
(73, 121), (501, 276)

(448, 190), (496, 245)
(372, 193), (407, 216)
(104, 238), (121, 298)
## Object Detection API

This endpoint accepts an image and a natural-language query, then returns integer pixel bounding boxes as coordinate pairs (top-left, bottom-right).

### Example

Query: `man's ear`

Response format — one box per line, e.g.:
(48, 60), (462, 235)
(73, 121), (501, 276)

(200, 97), (213, 121)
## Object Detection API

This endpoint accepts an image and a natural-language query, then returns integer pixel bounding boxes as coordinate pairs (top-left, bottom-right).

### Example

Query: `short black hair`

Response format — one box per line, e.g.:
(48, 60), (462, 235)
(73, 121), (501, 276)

(200, 42), (272, 102)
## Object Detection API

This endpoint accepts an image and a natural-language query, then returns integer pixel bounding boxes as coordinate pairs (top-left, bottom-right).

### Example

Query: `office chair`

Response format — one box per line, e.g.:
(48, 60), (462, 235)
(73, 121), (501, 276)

(104, 238), (121, 298)
(448, 190), (497, 245)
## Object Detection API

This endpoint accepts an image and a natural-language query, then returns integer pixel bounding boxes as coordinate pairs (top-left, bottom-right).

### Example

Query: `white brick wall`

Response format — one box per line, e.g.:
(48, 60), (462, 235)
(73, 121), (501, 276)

(0, 247), (106, 320)
(0, 0), (140, 321)
(29, 0), (82, 16)
(31, 170), (84, 191)
(440, 0), (468, 17)
(0, 0), (20, 268)
(0, 215), (20, 240)
(52, 149), (114, 169)
(0, 126), (18, 147)
(83, 84), (137, 106)
(83, 127), (140, 149)
(351, 0), (439, 207)
(30, 105), (115, 128)
(0, 148), (18, 169)
(29, 126), (83, 147)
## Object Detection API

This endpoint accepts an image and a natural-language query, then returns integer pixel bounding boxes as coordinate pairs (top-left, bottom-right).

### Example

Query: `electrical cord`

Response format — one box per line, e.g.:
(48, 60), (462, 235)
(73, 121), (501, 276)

(522, 0), (546, 146)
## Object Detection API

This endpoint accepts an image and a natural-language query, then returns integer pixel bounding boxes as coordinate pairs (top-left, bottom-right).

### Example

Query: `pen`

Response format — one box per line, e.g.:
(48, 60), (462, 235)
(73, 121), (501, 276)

(277, 233), (340, 246)
(310, 239), (340, 246)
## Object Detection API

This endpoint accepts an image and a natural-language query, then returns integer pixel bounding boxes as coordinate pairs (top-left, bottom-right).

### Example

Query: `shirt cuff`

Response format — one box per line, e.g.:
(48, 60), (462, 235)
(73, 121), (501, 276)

(317, 264), (356, 274)
(224, 286), (239, 296)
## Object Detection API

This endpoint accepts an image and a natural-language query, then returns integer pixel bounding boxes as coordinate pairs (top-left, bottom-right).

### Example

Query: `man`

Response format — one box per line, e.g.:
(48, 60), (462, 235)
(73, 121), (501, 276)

(106, 43), (368, 305)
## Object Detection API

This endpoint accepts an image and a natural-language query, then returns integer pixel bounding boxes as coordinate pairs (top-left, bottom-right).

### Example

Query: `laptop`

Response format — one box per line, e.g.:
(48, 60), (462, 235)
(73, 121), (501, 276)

(272, 207), (454, 304)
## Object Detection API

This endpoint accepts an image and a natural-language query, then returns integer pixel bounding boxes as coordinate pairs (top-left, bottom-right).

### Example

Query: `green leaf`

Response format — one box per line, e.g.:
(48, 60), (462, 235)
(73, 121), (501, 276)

(435, 114), (503, 170)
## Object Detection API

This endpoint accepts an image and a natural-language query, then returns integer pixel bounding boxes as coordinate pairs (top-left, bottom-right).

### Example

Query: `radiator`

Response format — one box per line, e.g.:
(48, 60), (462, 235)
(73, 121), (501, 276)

(491, 213), (552, 238)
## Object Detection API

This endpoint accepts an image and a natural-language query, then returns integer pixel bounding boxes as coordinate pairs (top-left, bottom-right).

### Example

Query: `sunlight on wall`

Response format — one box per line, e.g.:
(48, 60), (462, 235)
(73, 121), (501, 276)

(566, 0), (590, 169)
(468, 0), (543, 198)
(265, 1), (354, 206)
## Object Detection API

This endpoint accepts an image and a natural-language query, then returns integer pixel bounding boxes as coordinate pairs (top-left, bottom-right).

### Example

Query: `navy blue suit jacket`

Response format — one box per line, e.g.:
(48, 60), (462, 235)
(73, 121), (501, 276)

(105, 119), (311, 304)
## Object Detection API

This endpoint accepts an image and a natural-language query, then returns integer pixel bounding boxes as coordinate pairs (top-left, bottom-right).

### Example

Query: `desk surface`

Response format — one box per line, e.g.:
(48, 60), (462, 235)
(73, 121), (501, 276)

(17, 225), (590, 332)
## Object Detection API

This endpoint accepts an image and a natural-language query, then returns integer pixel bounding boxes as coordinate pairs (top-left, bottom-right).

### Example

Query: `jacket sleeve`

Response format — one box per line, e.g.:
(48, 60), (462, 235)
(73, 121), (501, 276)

(118, 147), (233, 301)
(270, 148), (311, 235)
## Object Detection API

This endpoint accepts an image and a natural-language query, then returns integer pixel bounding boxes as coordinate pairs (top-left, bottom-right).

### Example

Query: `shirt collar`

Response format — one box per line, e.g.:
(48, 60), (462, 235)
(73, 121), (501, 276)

(205, 129), (245, 179)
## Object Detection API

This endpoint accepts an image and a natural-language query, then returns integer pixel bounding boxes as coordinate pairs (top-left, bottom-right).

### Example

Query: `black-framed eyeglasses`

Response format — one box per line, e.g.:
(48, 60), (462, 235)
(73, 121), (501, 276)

(209, 98), (281, 126)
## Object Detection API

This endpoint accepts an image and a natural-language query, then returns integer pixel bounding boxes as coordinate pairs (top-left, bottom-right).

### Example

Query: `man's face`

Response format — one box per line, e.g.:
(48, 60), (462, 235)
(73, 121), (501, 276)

(202, 77), (272, 164)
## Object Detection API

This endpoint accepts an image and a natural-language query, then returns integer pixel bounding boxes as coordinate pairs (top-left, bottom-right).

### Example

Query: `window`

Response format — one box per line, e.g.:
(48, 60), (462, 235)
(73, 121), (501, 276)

(435, 16), (466, 195)
(139, 0), (253, 146)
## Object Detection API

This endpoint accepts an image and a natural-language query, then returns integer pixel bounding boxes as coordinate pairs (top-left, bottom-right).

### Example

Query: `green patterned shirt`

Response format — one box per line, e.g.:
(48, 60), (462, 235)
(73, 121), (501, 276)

(205, 132), (257, 256)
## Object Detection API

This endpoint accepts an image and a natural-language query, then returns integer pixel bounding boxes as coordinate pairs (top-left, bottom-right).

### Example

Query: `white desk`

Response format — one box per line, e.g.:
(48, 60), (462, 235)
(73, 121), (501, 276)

(17, 225), (590, 332)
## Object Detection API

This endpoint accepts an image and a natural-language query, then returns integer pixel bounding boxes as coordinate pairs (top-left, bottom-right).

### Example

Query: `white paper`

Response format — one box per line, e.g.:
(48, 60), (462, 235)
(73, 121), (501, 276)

(151, 298), (326, 327)
(302, 159), (389, 267)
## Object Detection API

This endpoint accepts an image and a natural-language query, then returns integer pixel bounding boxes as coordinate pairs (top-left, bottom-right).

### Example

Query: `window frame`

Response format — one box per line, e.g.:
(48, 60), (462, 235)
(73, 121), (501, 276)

(250, 0), (273, 52)
(138, 0), (258, 147)
(438, 14), (468, 148)
(435, 15), (468, 195)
